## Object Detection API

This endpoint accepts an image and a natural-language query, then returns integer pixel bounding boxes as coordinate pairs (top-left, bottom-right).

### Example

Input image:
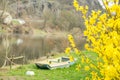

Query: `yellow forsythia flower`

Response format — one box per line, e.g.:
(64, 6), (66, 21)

(81, 56), (85, 63)
(84, 66), (90, 71)
(65, 47), (71, 54)
(86, 58), (90, 63)
(73, 0), (120, 79)
(69, 56), (74, 62)
(85, 44), (89, 50)
(70, 43), (76, 47)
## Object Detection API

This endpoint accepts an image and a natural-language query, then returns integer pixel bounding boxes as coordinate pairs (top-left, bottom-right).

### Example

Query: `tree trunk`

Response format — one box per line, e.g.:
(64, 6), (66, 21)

(0, 0), (8, 23)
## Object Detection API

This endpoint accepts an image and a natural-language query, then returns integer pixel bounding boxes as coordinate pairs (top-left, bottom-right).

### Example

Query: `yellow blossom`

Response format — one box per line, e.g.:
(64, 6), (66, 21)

(69, 56), (74, 62)
(70, 43), (76, 47)
(65, 47), (71, 54)
(81, 56), (85, 63)
(86, 58), (90, 63)
(68, 34), (74, 41)
(72, 0), (120, 79)
(85, 44), (89, 50)
(84, 66), (90, 71)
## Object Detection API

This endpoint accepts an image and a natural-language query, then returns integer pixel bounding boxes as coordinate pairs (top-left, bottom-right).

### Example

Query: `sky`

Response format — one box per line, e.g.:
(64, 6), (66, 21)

(98, 0), (105, 9)
(98, 0), (115, 9)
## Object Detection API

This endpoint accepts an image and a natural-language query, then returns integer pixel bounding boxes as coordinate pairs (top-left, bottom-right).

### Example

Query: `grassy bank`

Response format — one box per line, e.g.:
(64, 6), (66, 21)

(0, 51), (98, 80)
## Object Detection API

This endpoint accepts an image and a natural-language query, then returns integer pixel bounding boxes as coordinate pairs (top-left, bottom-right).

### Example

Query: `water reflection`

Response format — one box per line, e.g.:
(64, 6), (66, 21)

(0, 34), (85, 67)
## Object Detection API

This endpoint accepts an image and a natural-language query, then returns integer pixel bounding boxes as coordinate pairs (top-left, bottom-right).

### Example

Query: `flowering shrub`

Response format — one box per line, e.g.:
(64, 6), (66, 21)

(65, 34), (80, 62)
(65, 0), (120, 79)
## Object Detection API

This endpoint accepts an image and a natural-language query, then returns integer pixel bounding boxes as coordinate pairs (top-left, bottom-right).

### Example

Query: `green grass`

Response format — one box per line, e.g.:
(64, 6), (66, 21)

(0, 51), (99, 80)
(7, 64), (83, 80)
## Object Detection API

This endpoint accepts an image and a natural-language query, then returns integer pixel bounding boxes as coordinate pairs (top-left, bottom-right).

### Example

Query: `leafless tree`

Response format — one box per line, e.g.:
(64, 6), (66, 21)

(0, 0), (9, 23)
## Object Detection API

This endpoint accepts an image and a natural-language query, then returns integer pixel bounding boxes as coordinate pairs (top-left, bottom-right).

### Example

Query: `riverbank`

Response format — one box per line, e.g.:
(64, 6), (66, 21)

(0, 51), (98, 80)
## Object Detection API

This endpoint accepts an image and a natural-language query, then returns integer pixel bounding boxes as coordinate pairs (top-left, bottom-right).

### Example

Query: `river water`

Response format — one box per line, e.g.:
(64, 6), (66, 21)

(0, 34), (86, 67)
